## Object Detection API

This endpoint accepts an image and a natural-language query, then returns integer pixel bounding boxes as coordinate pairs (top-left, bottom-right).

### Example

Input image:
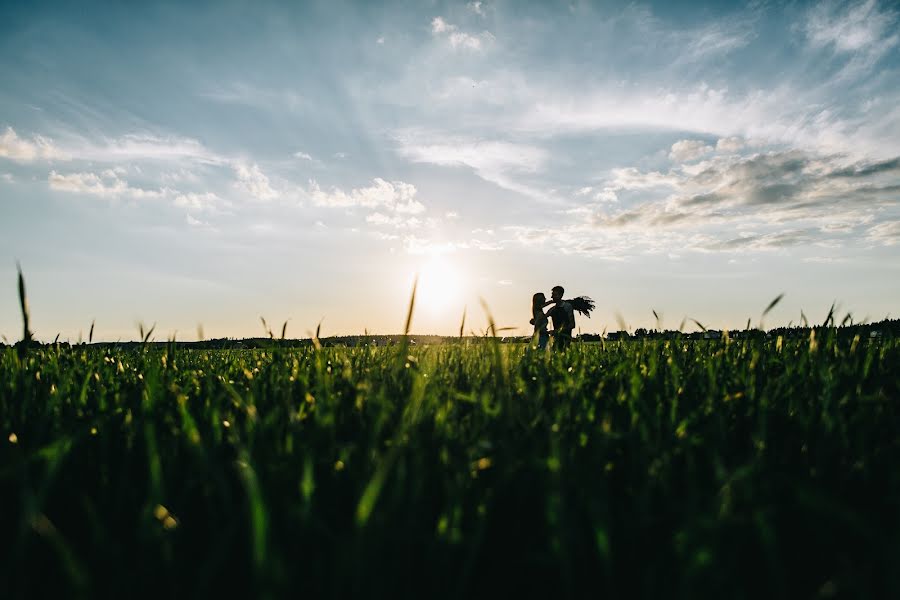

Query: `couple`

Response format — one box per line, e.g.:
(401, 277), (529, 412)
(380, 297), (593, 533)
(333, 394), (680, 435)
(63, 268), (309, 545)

(531, 285), (595, 350)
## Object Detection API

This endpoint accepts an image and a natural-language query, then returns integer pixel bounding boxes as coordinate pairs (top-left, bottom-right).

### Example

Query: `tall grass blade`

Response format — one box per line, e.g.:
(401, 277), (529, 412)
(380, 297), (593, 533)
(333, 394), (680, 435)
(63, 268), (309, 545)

(17, 262), (32, 345)
(404, 277), (418, 337)
(762, 293), (784, 318)
(823, 302), (836, 328)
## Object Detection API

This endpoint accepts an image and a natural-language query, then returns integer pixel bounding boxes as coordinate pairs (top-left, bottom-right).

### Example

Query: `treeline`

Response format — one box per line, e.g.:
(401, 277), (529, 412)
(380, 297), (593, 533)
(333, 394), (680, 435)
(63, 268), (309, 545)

(584, 318), (900, 341)
(3, 319), (896, 350)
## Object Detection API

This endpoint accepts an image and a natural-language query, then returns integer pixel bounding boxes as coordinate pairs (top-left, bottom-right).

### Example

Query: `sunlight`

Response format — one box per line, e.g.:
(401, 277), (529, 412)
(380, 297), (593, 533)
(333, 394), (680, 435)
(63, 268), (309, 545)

(415, 255), (464, 316)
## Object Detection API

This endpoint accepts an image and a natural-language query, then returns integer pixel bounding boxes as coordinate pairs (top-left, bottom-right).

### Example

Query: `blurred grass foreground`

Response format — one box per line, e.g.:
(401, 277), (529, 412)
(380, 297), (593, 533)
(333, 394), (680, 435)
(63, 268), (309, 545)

(1, 323), (899, 597)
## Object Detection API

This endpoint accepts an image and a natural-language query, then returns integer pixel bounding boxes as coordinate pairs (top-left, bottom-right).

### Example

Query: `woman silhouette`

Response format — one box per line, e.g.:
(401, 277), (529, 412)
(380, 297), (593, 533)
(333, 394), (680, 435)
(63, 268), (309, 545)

(530, 292), (552, 350)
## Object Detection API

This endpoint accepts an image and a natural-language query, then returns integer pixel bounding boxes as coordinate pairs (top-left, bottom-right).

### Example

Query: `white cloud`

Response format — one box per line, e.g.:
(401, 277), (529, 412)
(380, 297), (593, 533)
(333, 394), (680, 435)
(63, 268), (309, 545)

(716, 136), (746, 153)
(472, 79), (900, 159)
(365, 212), (423, 229)
(68, 133), (219, 164)
(1, 173), (13, 182)
(160, 168), (201, 184)
(174, 192), (227, 213)
(234, 163), (278, 201)
(450, 31), (491, 50)
(310, 178), (425, 215)
(185, 214), (209, 227)
(670, 139), (714, 163)
(679, 19), (756, 61)
(803, 0), (898, 54)
(48, 170), (167, 199)
(395, 132), (549, 198)
(294, 151), (313, 161)
(867, 221), (900, 246)
(469, 2), (485, 16)
(0, 127), (67, 162)
(430, 16), (493, 50)
(431, 16), (453, 34)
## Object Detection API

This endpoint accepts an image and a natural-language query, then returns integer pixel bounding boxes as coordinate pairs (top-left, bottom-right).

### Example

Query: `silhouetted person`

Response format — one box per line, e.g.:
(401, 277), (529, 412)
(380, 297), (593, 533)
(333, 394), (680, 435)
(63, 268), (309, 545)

(530, 292), (552, 350)
(548, 285), (576, 350)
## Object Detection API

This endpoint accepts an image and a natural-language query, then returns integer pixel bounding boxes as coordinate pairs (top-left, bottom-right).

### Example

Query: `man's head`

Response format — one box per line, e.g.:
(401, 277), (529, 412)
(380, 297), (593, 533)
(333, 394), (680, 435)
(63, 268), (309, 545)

(551, 285), (564, 302)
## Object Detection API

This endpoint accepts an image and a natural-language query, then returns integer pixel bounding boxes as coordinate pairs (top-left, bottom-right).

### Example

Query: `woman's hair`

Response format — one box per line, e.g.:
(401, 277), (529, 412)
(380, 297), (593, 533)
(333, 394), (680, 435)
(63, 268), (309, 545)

(532, 292), (546, 311)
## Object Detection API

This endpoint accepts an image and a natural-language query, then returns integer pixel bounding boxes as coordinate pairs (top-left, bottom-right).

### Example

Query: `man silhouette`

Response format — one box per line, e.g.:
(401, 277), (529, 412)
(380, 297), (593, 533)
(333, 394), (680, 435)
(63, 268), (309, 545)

(548, 285), (575, 350)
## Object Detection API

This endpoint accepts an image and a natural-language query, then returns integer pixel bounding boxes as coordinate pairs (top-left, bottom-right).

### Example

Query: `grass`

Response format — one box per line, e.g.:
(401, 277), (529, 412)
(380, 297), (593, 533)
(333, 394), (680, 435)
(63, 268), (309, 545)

(1, 324), (898, 599)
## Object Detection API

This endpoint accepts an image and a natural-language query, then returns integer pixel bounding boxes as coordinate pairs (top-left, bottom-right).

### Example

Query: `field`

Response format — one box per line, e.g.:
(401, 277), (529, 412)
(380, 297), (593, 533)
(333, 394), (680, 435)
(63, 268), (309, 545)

(2, 331), (899, 598)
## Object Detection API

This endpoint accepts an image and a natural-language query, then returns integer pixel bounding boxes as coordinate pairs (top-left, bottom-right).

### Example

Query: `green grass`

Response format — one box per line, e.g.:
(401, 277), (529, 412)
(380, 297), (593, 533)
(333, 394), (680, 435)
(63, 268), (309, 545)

(1, 332), (898, 598)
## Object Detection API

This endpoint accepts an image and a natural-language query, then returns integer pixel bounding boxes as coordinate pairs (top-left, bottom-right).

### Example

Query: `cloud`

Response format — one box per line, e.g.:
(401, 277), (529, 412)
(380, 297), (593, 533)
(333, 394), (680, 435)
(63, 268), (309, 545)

(294, 151), (313, 161)
(696, 230), (818, 252)
(395, 132), (549, 198)
(468, 2), (485, 17)
(200, 82), (306, 113)
(0, 127), (67, 162)
(584, 150), (900, 253)
(803, 0), (898, 54)
(430, 16), (493, 50)
(365, 212), (423, 229)
(310, 178), (425, 215)
(801, 0), (900, 81)
(428, 71), (899, 160)
(174, 192), (229, 213)
(867, 221), (900, 245)
(483, 148), (900, 260)
(716, 136), (746, 153)
(234, 163), (278, 201)
(1, 173), (13, 182)
(72, 133), (220, 164)
(48, 170), (167, 199)
(669, 139), (714, 163)
(431, 16), (453, 34)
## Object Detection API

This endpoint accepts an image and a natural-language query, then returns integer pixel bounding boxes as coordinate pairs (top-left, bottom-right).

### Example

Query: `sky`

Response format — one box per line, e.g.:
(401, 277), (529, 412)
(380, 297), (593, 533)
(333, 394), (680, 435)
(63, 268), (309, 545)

(1, 0), (899, 341)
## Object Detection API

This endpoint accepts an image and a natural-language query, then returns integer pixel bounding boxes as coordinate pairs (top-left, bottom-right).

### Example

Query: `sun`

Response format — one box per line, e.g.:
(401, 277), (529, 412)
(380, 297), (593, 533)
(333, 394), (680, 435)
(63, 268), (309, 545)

(415, 255), (464, 316)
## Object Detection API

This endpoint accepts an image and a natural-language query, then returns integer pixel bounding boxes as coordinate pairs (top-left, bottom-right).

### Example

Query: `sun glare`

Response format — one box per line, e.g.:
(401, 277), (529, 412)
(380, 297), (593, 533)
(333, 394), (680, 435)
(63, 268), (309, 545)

(415, 256), (464, 316)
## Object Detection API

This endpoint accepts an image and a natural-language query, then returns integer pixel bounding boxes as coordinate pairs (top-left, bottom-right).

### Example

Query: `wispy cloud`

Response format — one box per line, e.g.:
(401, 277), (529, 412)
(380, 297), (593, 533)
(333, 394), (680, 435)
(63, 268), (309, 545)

(803, 0), (898, 54)
(53, 132), (221, 165)
(430, 16), (494, 50)
(867, 220), (900, 245)
(48, 170), (168, 199)
(174, 192), (230, 214)
(801, 0), (900, 80)
(200, 82), (307, 112)
(310, 178), (425, 215)
(395, 131), (549, 198)
(468, 2), (486, 17)
(0, 127), (67, 162)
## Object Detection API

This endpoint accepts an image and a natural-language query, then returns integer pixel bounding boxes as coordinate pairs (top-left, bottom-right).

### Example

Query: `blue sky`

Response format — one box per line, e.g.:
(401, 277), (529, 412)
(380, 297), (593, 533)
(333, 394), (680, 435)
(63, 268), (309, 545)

(1, 0), (899, 340)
